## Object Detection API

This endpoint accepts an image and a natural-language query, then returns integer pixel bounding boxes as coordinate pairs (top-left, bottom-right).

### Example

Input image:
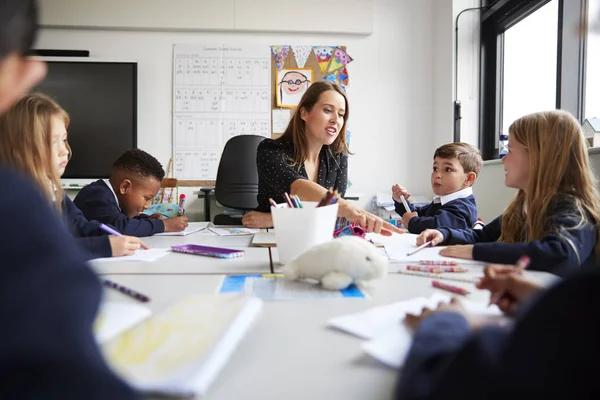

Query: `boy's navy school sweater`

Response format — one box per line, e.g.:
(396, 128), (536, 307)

(0, 166), (139, 399)
(394, 188), (478, 234)
(436, 194), (597, 277)
(61, 195), (112, 260)
(74, 179), (164, 237)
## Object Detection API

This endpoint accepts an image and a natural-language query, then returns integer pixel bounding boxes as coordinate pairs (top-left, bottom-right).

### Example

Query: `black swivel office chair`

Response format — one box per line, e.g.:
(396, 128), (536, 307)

(212, 134), (265, 225)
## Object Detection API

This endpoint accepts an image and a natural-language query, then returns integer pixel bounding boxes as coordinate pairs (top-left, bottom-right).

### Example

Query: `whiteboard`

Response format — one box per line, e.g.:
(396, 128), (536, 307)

(172, 44), (271, 180)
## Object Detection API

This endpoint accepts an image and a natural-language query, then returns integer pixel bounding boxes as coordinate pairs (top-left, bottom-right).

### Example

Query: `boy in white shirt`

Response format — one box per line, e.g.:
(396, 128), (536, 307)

(392, 142), (482, 234)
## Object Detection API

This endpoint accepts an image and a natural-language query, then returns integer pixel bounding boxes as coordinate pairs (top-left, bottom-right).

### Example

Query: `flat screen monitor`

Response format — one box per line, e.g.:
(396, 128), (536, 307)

(32, 59), (137, 187)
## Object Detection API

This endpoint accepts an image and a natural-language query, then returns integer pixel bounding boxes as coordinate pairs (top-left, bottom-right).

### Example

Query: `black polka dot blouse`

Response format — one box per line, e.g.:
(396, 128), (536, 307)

(256, 138), (348, 212)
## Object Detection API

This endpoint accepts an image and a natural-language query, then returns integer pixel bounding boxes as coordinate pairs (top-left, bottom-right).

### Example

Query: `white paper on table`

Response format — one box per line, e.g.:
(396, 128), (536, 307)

(90, 248), (171, 263)
(328, 293), (502, 368)
(383, 233), (483, 265)
(154, 222), (210, 236)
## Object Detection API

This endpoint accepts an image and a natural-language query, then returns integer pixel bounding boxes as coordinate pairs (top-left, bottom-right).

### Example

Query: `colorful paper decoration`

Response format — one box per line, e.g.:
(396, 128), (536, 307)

(325, 47), (353, 75)
(322, 66), (349, 88)
(313, 46), (334, 73)
(270, 45), (290, 71)
(291, 45), (312, 68)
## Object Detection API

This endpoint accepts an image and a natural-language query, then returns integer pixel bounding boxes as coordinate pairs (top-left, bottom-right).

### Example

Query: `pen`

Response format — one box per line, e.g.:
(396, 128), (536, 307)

(99, 223), (122, 236)
(102, 279), (150, 302)
(406, 240), (433, 256)
(293, 195), (303, 208)
(432, 280), (470, 296)
(269, 198), (278, 207)
(489, 255), (531, 306)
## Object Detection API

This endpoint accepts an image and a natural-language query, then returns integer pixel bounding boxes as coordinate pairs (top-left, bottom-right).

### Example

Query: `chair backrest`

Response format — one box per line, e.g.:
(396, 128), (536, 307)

(214, 134), (265, 210)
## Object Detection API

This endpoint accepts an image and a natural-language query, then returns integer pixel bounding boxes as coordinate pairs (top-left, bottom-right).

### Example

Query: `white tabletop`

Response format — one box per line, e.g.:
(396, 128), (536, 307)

(99, 270), (557, 400)
(143, 229), (255, 248)
(90, 247), (272, 275)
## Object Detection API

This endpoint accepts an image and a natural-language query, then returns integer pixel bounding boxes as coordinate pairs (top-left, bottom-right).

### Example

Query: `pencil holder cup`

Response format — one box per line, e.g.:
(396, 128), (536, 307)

(271, 201), (339, 265)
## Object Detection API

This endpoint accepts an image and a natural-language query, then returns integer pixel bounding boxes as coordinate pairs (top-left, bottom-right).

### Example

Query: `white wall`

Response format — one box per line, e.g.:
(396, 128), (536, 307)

(432, 0), (481, 152)
(38, 0), (441, 220)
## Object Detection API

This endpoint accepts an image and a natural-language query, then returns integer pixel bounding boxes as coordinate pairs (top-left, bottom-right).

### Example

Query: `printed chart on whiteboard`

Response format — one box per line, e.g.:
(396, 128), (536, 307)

(173, 44), (271, 180)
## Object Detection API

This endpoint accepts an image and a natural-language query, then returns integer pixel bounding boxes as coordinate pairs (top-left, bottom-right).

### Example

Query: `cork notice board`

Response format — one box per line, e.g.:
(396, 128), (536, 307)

(178, 45), (349, 186)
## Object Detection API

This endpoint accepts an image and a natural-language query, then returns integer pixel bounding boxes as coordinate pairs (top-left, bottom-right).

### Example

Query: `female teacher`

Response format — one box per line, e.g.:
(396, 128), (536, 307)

(242, 81), (402, 235)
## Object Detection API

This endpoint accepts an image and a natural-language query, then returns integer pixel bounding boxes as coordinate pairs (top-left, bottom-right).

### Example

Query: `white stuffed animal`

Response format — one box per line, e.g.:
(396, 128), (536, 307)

(281, 236), (388, 290)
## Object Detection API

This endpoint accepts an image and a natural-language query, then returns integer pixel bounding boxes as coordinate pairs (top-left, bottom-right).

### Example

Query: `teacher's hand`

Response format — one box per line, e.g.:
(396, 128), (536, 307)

(340, 202), (404, 236)
(242, 211), (273, 229)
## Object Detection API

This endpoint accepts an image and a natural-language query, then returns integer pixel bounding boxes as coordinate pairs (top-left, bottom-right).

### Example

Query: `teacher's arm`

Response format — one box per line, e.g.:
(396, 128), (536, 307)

(291, 179), (403, 236)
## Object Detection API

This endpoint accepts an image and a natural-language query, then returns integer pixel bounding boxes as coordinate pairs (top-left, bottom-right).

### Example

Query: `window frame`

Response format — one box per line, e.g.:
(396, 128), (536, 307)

(479, 0), (587, 160)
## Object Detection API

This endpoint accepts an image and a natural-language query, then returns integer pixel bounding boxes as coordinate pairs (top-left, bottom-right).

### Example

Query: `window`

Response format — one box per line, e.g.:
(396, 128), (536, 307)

(584, 0), (600, 145)
(502, 1), (558, 133)
(479, 0), (586, 160)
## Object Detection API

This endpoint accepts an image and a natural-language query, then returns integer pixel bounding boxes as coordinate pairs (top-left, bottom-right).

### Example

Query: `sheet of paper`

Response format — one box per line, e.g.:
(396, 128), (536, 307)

(154, 222), (210, 236)
(94, 302), (152, 344)
(173, 44), (271, 180)
(90, 248), (171, 263)
(383, 233), (483, 265)
(209, 227), (259, 236)
(218, 275), (367, 300)
(272, 109), (291, 134)
(360, 295), (504, 368)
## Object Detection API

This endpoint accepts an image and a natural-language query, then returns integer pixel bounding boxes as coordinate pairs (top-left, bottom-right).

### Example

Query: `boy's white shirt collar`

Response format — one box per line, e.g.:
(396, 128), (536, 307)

(433, 186), (473, 206)
(103, 179), (121, 211)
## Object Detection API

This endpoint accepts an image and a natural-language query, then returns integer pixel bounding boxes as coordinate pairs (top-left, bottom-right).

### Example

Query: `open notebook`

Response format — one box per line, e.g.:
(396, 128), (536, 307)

(95, 295), (263, 398)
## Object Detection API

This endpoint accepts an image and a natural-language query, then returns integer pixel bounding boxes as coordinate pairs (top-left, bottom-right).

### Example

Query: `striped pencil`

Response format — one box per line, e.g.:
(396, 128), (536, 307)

(406, 265), (469, 273)
(102, 279), (150, 303)
(419, 260), (460, 266)
(396, 270), (478, 284)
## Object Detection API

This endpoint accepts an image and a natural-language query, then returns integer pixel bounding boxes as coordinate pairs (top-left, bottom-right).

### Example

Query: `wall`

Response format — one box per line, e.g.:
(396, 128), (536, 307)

(38, 0), (438, 220)
(432, 0), (481, 148)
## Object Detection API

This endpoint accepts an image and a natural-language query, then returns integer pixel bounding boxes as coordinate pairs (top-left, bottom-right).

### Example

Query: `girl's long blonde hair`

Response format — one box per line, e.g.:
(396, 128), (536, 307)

(0, 92), (70, 212)
(499, 110), (600, 256)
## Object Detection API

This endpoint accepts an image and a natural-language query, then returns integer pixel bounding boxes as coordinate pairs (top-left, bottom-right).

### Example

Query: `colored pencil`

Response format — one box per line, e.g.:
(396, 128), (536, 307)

(395, 270), (478, 284)
(406, 240), (433, 256)
(419, 260), (459, 266)
(432, 280), (470, 296)
(406, 265), (469, 273)
(102, 279), (150, 302)
(489, 255), (531, 306)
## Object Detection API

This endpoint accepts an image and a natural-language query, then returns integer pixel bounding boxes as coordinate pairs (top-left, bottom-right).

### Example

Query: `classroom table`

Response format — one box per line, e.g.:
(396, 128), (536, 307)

(100, 267), (557, 400)
(89, 228), (273, 275)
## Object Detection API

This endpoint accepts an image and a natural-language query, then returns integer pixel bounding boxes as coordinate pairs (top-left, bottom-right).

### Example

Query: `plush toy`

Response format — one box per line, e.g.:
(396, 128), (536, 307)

(281, 236), (388, 290)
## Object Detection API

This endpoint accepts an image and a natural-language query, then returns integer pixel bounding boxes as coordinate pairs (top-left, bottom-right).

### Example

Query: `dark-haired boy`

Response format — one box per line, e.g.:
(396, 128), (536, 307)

(74, 148), (188, 236)
(392, 142), (482, 234)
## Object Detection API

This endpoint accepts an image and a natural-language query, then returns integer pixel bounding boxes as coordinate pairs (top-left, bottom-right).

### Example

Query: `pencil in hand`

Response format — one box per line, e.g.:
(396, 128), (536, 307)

(489, 255), (531, 306)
